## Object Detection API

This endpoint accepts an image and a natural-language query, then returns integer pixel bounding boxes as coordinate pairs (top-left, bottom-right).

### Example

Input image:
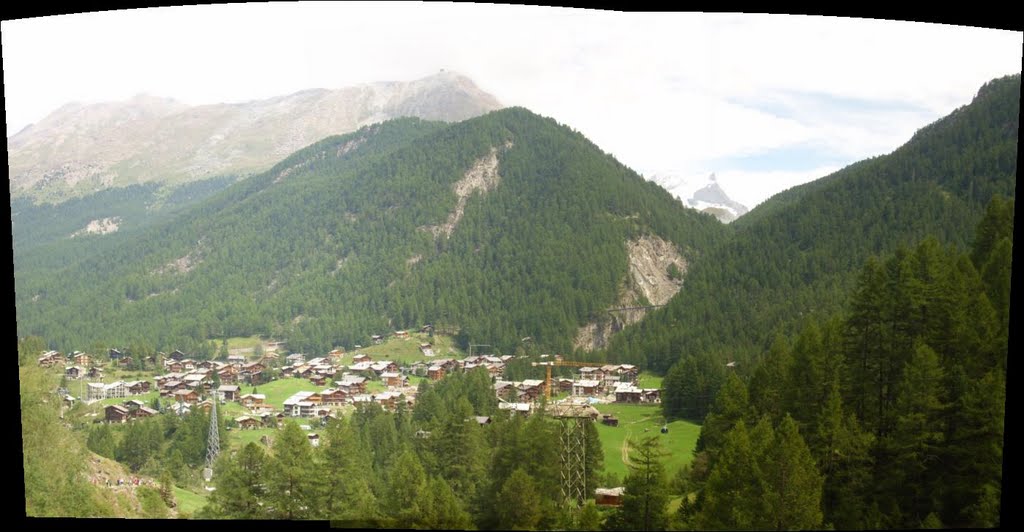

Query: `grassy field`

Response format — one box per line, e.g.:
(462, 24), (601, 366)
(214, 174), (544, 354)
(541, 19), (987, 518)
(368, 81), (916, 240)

(346, 332), (465, 364)
(594, 403), (700, 481)
(637, 372), (663, 389)
(223, 336), (265, 349)
(228, 427), (279, 451)
(237, 378), (319, 410)
(173, 486), (209, 517)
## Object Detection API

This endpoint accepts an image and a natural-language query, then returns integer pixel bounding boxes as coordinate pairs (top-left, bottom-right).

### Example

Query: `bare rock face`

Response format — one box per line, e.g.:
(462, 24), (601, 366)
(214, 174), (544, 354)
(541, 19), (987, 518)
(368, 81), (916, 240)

(9, 71), (503, 201)
(574, 234), (686, 351)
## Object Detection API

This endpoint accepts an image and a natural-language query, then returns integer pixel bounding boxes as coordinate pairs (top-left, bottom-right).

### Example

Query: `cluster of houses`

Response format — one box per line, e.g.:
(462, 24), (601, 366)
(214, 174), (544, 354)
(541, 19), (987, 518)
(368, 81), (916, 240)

(490, 363), (659, 405)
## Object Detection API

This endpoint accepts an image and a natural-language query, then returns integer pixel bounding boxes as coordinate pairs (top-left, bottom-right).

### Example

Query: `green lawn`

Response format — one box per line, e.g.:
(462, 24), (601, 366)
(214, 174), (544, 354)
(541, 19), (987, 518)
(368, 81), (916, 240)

(346, 333), (464, 364)
(594, 403), (701, 480)
(223, 336), (265, 350)
(228, 427), (279, 452)
(637, 372), (663, 389)
(237, 377), (319, 410)
(172, 486), (209, 517)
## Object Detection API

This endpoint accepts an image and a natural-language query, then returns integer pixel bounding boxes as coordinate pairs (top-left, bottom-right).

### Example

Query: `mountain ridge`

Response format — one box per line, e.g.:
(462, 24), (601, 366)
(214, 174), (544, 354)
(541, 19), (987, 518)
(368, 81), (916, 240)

(8, 71), (502, 201)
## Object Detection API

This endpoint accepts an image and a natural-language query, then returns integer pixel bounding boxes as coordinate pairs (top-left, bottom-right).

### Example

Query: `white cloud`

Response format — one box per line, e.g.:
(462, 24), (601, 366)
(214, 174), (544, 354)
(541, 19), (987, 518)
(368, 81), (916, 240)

(3, 6), (1021, 204)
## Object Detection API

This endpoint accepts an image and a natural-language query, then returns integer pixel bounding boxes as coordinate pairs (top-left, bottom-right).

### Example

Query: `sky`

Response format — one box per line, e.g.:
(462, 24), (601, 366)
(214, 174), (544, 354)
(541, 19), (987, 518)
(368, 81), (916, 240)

(3, 4), (1022, 207)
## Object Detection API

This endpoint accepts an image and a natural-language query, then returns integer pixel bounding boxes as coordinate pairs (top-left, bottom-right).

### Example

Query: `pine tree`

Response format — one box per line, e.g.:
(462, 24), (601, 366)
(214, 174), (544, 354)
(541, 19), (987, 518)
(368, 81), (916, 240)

(496, 468), (542, 530)
(265, 421), (318, 519)
(762, 415), (825, 530)
(204, 442), (269, 518)
(606, 435), (669, 531)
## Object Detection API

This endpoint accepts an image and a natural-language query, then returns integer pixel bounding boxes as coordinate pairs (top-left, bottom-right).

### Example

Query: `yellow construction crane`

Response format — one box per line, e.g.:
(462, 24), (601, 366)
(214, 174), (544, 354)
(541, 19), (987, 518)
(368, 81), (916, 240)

(532, 358), (597, 399)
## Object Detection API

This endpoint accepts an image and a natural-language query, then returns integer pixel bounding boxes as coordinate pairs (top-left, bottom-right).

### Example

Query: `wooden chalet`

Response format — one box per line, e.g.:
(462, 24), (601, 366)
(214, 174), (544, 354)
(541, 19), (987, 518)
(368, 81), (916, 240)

(172, 389), (199, 405)
(105, 405), (130, 423)
(64, 365), (85, 380)
(595, 487), (625, 507)
(236, 416), (261, 430)
(240, 394), (266, 408)
(352, 353), (372, 364)
(572, 380), (602, 397)
(37, 351), (64, 368)
(319, 388), (349, 406)
(381, 371), (408, 388)
(218, 385), (240, 401)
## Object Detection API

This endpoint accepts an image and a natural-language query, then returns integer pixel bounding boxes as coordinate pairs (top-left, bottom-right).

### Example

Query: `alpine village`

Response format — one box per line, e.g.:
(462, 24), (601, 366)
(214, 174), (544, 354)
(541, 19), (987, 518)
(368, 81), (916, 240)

(13, 61), (1015, 527)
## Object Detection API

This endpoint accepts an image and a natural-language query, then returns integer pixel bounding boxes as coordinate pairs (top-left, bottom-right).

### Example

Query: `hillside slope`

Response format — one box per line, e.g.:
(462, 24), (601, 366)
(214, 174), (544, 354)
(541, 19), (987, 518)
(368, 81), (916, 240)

(610, 74), (1019, 372)
(14, 108), (728, 356)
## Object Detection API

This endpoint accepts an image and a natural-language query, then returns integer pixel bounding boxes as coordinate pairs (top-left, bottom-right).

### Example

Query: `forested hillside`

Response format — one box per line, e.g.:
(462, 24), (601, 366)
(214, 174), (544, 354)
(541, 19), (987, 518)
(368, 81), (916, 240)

(609, 74), (1018, 376)
(673, 198), (1010, 528)
(14, 108), (727, 356)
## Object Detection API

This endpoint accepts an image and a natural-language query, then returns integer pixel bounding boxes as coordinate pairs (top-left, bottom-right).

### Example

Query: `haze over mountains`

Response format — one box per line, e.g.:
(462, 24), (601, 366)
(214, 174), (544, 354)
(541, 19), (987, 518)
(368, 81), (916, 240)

(8, 71), (502, 201)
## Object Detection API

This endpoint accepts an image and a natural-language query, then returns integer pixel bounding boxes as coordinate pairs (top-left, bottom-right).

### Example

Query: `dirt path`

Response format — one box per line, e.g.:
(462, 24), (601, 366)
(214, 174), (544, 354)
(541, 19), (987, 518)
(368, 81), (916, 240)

(621, 429), (633, 467)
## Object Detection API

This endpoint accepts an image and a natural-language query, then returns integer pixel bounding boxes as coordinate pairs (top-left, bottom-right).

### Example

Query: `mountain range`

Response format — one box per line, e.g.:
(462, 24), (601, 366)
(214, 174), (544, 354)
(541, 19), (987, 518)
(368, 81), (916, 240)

(10, 72), (1017, 373)
(8, 71), (502, 201)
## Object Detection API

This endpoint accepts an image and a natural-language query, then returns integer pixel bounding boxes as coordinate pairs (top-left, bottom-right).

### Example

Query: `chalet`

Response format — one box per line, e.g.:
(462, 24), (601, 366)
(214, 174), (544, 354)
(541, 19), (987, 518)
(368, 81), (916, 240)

(519, 379), (546, 401)
(578, 367), (604, 382)
(406, 361), (428, 377)
(260, 413), (278, 428)
(374, 391), (402, 411)
(286, 353), (306, 365)
(88, 367), (105, 380)
(394, 330), (409, 339)
(159, 380), (185, 396)
(319, 388), (348, 406)
(105, 405), (130, 423)
(473, 416), (492, 426)
(617, 364), (639, 383)
(427, 364), (446, 381)
(601, 365), (623, 387)
(236, 416), (261, 430)
(37, 351), (64, 368)
(72, 352), (90, 366)
(218, 385), (240, 401)
(335, 375), (367, 394)
(196, 360), (216, 370)
(494, 381), (517, 402)
(63, 394), (77, 409)
(380, 372), (408, 388)
(227, 354), (246, 365)
(307, 433), (321, 447)
(327, 348), (345, 359)
(369, 361), (399, 376)
(126, 381), (150, 395)
(240, 394), (266, 408)
(132, 406), (159, 419)
(498, 402), (532, 416)
(156, 373), (182, 387)
(595, 487), (625, 507)
(484, 363), (505, 378)
(241, 362), (266, 384)
(283, 391), (317, 417)
(172, 389), (199, 405)
(572, 380), (602, 397)
(309, 375), (327, 386)
(642, 389), (661, 403)
(197, 399), (214, 414)
(217, 369), (238, 385)
(183, 373), (208, 389)
(371, 334), (384, 345)
(349, 361), (374, 375)
(168, 350), (187, 361)
(118, 356), (134, 367)
(557, 378), (574, 393)
(418, 343), (434, 356)
(306, 357), (328, 366)
(614, 383), (643, 403)
(601, 414), (619, 427)
(64, 365), (85, 380)
(352, 353), (372, 364)
(109, 348), (124, 360)
(266, 341), (286, 351)
(165, 361), (184, 373)
(87, 383), (106, 402)
(181, 359), (197, 371)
